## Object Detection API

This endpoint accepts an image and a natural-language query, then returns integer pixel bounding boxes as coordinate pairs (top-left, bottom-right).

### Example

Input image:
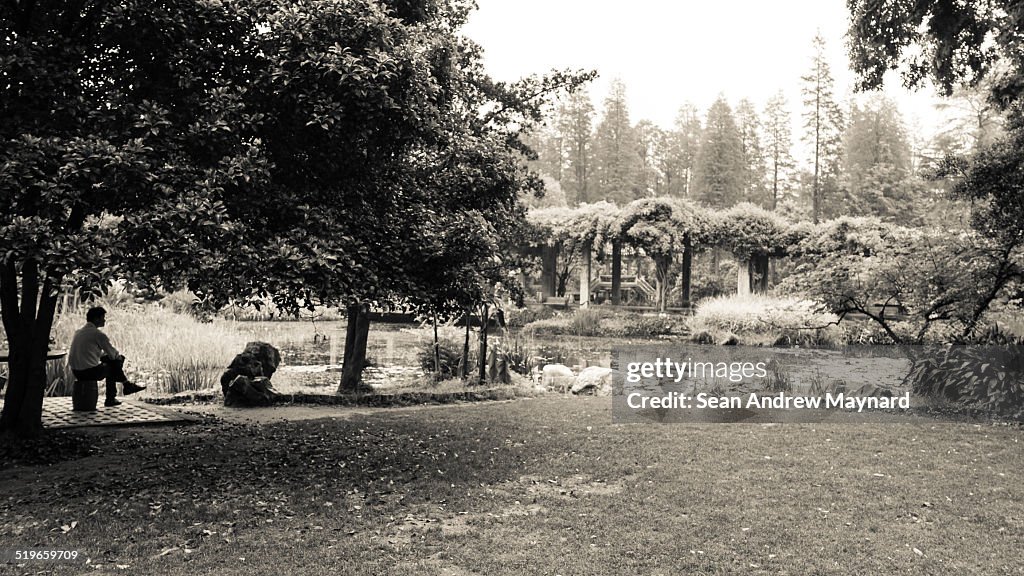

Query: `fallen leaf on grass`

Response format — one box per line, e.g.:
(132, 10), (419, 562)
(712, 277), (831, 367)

(154, 547), (180, 558)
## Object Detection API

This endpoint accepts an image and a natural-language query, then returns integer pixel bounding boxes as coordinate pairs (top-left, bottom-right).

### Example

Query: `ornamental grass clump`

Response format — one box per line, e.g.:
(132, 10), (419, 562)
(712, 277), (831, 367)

(570, 307), (605, 337)
(689, 294), (844, 346)
(51, 303), (250, 394)
(416, 326), (473, 382)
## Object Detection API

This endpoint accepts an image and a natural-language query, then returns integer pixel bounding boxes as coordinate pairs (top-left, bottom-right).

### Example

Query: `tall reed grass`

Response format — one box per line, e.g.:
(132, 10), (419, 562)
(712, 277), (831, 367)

(50, 304), (251, 395)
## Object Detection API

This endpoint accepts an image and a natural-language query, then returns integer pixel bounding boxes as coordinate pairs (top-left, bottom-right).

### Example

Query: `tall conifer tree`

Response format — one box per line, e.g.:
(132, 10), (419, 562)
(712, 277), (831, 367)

(693, 95), (744, 207)
(801, 33), (845, 222)
(593, 79), (638, 204)
(556, 90), (595, 204)
(736, 98), (768, 205)
(763, 91), (795, 210)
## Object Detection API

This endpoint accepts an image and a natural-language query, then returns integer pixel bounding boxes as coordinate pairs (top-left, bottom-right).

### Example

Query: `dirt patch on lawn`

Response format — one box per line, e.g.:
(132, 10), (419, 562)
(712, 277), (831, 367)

(386, 501), (549, 549)
(514, 474), (626, 498)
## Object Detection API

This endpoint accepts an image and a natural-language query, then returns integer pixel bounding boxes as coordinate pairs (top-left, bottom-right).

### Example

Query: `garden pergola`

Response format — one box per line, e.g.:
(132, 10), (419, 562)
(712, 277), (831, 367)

(526, 199), (795, 311)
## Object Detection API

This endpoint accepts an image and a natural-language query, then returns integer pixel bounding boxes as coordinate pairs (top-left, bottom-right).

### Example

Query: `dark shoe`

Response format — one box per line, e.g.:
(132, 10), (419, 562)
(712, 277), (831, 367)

(122, 381), (146, 395)
(104, 399), (122, 407)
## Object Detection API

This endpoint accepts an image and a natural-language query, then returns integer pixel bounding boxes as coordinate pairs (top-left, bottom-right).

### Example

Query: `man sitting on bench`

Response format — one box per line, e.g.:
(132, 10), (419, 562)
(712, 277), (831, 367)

(68, 306), (146, 407)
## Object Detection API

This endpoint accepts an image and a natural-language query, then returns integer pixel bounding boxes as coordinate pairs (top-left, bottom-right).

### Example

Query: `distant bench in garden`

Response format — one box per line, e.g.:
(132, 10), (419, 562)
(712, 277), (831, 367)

(844, 302), (909, 320)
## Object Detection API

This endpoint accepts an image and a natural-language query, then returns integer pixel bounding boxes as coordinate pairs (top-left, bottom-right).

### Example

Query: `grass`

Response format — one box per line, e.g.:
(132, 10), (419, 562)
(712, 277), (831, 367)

(1, 397), (1021, 575)
(689, 294), (844, 346)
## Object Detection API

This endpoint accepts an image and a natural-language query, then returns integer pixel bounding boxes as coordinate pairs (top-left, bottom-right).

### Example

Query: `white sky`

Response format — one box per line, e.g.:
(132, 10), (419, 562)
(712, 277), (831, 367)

(462, 0), (943, 139)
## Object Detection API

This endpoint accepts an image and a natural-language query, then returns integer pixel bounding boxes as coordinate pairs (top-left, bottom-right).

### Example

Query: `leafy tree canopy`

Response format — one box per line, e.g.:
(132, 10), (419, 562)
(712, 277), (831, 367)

(783, 218), (1019, 343)
(847, 0), (1024, 105)
(0, 0), (592, 436)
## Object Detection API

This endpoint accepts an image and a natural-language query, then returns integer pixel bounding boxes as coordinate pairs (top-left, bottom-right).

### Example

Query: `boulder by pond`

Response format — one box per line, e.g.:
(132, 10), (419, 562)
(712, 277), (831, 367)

(541, 364), (575, 391)
(571, 366), (614, 396)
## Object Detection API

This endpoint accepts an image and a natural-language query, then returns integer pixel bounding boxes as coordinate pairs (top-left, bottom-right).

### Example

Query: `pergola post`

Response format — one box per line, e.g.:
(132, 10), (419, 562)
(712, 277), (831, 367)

(681, 235), (693, 306)
(737, 256), (752, 296)
(540, 244), (558, 299)
(752, 253), (770, 293)
(579, 244), (592, 308)
(611, 240), (622, 305)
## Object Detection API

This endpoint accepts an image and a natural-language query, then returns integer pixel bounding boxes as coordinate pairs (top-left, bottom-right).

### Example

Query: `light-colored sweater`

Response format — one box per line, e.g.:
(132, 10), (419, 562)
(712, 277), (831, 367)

(68, 322), (120, 371)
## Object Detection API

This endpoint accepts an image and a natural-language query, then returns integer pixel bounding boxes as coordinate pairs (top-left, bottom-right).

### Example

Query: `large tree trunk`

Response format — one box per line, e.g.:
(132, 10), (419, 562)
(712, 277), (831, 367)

(339, 302), (370, 393)
(0, 259), (61, 439)
(342, 302), (358, 368)
(540, 244), (558, 299)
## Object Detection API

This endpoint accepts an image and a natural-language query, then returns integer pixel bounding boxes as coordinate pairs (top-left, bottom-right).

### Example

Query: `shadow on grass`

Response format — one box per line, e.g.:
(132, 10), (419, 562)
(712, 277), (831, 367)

(1, 397), (1023, 575)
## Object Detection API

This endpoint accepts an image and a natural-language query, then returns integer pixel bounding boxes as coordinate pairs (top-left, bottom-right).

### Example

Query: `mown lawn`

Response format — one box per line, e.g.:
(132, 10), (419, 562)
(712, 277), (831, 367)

(1, 397), (1022, 575)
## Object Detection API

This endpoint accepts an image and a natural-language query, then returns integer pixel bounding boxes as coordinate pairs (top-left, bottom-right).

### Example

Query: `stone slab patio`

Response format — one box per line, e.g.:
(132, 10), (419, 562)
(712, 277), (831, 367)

(0, 397), (198, 430)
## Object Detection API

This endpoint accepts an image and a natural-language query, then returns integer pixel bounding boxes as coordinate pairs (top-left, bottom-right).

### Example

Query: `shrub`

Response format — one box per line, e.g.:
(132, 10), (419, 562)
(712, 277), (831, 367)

(521, 315), (572, 336)
(418, 339), (468, 381)
(904, 345), (1024, 416)
(523, 309), (689, 338)
(218, 298), (347, 322)
(691, 257), (737, 302)
(782, 219), (1019, 344)
(603, 314), (687, 338)
(689, 294), (843, 346)
(492, 331), (532, 376)
(504, 305), (556, 328)
(523, 309), (603, 337)
(762, 359), (792, 392)
(45, 360), (75, 397)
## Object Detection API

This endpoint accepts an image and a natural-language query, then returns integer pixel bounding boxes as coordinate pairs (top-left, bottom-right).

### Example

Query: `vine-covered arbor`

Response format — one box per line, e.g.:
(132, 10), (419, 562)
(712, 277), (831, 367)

(525, 198), (794, 311)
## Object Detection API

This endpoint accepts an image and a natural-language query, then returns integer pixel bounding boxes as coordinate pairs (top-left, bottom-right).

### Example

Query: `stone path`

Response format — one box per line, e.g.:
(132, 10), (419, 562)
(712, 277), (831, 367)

(0, 397), (198, 430)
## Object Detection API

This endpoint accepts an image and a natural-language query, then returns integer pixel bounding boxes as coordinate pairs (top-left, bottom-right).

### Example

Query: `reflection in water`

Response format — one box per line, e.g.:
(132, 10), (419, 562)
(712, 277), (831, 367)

(277, 326), (622, 388)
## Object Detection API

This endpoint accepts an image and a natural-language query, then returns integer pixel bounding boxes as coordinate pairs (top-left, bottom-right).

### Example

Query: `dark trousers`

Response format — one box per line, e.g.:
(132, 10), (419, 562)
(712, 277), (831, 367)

(72, 356), (128, 402)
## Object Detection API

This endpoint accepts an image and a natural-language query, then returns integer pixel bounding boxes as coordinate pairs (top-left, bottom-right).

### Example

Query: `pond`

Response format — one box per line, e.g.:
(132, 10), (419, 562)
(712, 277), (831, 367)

(264, 322), (627, 391)
(257, 322), (913, 397)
